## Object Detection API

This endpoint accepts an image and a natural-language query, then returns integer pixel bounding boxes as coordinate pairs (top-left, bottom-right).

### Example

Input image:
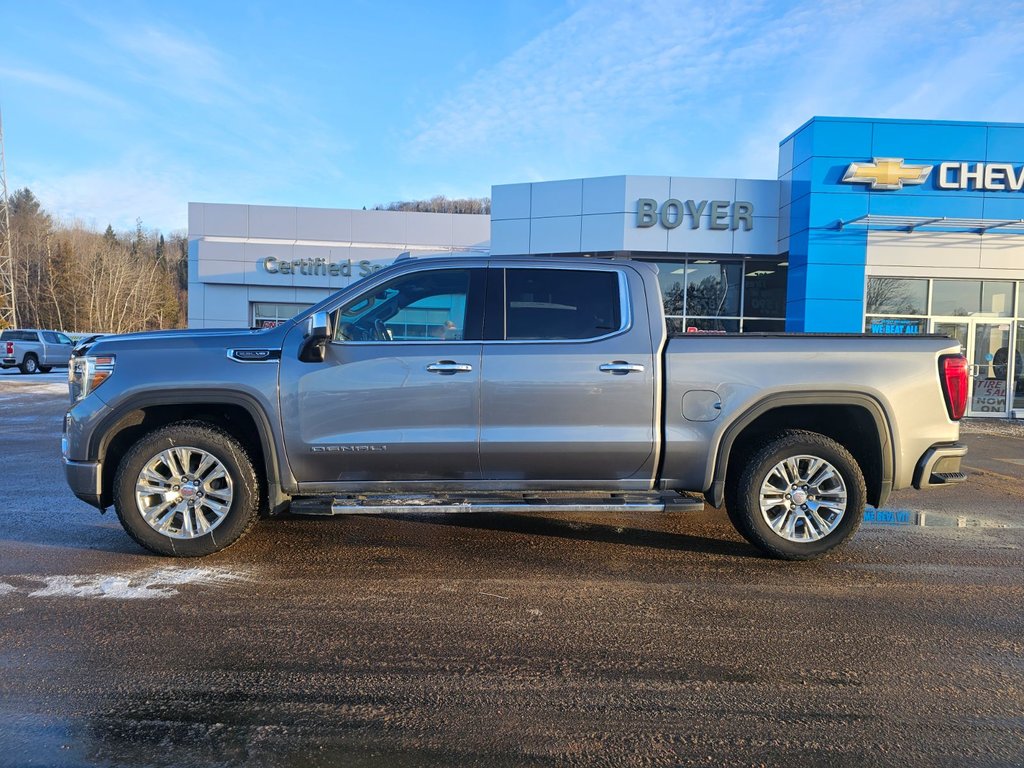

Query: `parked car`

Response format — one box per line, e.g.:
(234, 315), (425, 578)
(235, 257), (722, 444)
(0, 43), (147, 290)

(63, 256), (969, 559)
(1, 328), (74, 374)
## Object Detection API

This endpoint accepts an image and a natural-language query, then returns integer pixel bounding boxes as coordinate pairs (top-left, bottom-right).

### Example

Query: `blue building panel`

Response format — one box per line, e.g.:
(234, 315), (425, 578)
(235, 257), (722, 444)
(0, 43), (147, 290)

(867, 193), (985, 219)
(803, 232), (869, 265)
(780, 116), (1024, 335)
(871, 121), (989, 162)
(800, 299), (865, 333)
(808, 119), (874, 160)
(778, 137), (795, 177)
(982, 197), (1024, 220)
(986, 126), (1024, 160)
(808, 192), (869, 229)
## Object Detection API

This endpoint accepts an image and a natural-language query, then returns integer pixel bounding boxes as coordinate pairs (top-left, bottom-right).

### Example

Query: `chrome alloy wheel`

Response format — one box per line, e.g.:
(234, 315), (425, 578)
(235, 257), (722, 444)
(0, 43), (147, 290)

(758, 454), (848, 543)
(134, 446), (234, 539)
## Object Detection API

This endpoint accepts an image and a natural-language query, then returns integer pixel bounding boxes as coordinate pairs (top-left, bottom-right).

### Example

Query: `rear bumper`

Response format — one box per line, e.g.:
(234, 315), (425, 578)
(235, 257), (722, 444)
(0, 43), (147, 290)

(63, 457), (105, 509)
(912, 442), (968, 489)
(1, 357), (15, 367)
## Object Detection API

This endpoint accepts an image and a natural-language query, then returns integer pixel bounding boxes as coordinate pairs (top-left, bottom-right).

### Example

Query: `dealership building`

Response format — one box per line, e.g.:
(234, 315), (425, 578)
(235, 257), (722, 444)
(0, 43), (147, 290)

(188, 116), (1024, 417)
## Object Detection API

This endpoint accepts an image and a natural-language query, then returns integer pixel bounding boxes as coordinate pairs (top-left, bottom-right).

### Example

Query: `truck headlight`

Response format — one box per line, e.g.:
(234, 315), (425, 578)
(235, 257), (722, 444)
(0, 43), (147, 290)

(69, 355), (115, 403)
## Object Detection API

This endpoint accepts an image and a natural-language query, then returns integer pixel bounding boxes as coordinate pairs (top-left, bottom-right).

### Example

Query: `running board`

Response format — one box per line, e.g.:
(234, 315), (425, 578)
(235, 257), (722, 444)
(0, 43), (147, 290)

(289, 492), (705, 517)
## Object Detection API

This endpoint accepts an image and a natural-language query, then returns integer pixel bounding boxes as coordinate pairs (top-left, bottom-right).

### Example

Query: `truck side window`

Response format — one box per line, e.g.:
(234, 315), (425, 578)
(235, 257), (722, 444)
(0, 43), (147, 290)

(42, 331), (58, 343)
(332, 269), (474, 342)
(505, 269), (622, 341)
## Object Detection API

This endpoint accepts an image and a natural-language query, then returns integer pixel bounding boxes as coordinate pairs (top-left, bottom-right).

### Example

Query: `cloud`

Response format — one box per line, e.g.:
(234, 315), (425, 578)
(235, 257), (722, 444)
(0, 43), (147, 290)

(0, 65), (129, 112)
(407, 0), (756, 161)
(407, 0), (1024, 181)
(24, 150), (197, 232)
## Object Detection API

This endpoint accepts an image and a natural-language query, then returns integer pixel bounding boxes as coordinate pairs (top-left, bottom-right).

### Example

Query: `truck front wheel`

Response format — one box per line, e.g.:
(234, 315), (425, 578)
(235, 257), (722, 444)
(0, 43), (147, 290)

(113, 421), (260, 556)
(725, 430), (866, 560)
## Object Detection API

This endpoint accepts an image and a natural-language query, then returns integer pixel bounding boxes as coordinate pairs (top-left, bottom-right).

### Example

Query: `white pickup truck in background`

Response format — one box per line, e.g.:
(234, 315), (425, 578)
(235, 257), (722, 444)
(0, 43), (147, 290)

(1, 329), (74, 374)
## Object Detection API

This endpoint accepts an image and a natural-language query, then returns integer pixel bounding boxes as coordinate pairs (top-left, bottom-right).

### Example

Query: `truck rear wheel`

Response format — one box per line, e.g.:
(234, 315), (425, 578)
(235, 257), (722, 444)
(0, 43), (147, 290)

(113, 421), (260, 557)
(725, 430), (865, 560)
(19, 354), (38, 374)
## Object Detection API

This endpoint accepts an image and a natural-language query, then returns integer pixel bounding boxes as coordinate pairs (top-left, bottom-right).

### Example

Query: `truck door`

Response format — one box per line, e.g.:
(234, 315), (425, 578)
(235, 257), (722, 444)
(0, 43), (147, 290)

(279, 267), (486, 484)
(479, 265), (658, 483)
(41, 331), (73, 365)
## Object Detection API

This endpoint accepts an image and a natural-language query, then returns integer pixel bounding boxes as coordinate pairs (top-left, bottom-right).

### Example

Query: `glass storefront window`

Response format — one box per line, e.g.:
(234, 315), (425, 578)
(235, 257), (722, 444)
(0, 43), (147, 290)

(251, 302), (310, 329)
(929, 280), (1015, 317)
(656, 263), (688, 317)
(1014, 322), (1024, 413)
(932, 280), (980, 316)
(686, 261), (742, 317)
(866, 278), (927, 315)
(865, 317), (928, 335)
(643, 256), (786, 334)
(668, 317), (740, 334)
(743, 319), (785, 333)
(744, 261), (788, 318)
(982, 282), (1014, 317)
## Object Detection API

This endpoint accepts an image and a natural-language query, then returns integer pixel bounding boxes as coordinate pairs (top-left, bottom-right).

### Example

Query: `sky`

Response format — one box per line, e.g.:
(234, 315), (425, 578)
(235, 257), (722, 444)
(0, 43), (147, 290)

(1, 0), (1023, 233)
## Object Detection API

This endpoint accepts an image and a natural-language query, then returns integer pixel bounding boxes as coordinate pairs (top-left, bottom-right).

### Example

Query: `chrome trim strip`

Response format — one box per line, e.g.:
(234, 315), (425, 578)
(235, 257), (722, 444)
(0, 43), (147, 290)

(329, 501), (667, 515)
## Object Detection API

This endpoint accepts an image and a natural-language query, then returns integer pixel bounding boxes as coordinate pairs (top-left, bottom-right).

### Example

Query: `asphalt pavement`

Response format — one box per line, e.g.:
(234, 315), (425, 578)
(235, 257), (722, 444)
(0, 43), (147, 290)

(1, 376), (1022, 767)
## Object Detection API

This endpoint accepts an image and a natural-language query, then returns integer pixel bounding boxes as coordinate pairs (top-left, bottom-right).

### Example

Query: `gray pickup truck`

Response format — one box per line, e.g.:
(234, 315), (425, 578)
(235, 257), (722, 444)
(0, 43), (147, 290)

(2, 329), (74, 374)
(62, 256), (969, 560)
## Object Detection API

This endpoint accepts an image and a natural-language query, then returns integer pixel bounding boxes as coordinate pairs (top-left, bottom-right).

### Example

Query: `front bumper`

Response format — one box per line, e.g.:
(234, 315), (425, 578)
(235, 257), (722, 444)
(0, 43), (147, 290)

(912, 442), (968, 489)
(63, 457), (105, 509)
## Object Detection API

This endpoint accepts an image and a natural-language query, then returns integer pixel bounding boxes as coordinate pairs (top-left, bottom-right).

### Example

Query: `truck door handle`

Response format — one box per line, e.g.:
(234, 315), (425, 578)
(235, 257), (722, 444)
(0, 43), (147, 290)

(426, 361), (474, 375)
(599, 361), (645, 375)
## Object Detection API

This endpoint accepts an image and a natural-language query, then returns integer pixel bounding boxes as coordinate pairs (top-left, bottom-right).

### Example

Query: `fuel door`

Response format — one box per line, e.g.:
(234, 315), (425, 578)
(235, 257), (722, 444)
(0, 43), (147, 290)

(682, 389), (722, 422)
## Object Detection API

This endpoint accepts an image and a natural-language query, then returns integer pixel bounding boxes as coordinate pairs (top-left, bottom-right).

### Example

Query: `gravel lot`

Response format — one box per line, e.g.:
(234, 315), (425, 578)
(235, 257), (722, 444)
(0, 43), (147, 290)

(1, 378), (1022, 767)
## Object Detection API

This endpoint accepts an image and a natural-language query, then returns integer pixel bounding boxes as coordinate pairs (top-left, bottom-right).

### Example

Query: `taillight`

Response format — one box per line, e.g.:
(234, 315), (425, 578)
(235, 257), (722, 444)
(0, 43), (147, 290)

(4, 341), (11, 355)
(940, 355), (968, 421)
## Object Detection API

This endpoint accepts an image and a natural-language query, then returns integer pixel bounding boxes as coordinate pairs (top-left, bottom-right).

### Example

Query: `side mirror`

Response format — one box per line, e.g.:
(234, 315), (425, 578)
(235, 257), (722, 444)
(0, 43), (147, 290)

(299, 311), (332, 362)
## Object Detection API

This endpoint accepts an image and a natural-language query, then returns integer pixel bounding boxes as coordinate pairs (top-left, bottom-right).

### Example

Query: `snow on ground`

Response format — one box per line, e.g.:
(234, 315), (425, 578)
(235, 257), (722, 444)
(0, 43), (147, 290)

(0, 370), (68, 399)
(1, 567), (251, 600)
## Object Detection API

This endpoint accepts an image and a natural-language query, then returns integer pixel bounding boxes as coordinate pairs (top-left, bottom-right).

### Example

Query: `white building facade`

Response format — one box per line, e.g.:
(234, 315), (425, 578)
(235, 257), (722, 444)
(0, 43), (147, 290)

(187, 203), (490, 329)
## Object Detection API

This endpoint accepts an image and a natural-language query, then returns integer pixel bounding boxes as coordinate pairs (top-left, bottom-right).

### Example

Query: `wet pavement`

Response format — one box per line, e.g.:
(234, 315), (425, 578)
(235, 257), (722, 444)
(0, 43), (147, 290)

(1, 378), (1023, 767)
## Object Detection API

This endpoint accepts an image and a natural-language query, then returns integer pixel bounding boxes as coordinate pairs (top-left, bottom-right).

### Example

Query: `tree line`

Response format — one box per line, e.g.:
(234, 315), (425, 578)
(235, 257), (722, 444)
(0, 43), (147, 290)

(0, 191), (490, 334)
(0, 189), (186, 333)
(372, 195), (490, 214)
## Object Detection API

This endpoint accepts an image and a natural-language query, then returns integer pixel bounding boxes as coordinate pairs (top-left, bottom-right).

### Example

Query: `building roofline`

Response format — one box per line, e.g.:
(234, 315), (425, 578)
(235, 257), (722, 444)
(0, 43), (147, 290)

(778, 115), (1024, 147)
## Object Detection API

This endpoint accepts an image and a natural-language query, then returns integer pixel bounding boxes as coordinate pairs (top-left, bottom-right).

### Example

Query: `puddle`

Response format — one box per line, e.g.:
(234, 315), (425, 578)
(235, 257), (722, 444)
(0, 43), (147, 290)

(864, 508), (1020, 529)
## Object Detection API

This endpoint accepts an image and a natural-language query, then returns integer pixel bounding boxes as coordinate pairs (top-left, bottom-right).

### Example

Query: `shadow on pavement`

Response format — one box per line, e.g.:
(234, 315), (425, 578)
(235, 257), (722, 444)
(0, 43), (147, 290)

(381, 511), (762, 559)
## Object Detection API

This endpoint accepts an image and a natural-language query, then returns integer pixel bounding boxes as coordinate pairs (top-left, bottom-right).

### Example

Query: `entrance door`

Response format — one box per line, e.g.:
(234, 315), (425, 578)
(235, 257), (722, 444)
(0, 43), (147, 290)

(932, 319), (1013, 417)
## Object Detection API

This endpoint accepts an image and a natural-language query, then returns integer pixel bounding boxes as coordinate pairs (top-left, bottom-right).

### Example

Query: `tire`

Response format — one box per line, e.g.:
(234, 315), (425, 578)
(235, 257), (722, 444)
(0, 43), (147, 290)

(725, 430), (866, 561)
(38, 366), (52, 373)
(113, 421), (260, 557)
(19, 354), (38, 374)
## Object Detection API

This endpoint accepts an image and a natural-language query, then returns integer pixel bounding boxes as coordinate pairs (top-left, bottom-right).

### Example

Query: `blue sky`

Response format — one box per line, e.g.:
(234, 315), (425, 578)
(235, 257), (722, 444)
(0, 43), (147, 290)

(1, 0), (1023, 233)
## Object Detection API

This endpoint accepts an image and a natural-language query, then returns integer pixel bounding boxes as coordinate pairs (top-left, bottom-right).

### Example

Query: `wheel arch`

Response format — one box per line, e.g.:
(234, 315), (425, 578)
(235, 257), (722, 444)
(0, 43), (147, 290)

(91, 390), (291, 511)
(706, 392), (894, 510)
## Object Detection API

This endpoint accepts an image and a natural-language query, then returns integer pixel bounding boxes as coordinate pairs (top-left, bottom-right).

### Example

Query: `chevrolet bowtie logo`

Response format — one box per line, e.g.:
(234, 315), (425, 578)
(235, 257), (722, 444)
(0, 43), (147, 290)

(841, 158), (933, 190)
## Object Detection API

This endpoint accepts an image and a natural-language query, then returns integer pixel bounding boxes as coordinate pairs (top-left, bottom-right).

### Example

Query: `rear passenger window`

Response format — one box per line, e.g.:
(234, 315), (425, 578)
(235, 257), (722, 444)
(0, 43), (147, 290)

(505, 269), (622, 340)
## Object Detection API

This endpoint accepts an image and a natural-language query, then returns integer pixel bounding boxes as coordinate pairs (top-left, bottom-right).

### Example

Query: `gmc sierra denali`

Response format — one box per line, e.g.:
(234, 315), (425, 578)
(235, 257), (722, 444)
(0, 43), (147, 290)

(62, 256), (969, 560)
